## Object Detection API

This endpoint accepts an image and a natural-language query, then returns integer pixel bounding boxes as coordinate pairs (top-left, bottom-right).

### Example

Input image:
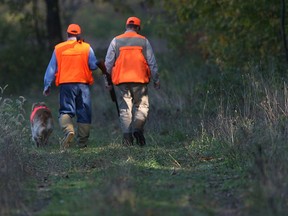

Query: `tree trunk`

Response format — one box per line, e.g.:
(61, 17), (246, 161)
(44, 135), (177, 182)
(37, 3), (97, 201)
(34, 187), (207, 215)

(281, 0), (288, 62)
(32, 0), (44, 47)
(45, 0), (63, 50)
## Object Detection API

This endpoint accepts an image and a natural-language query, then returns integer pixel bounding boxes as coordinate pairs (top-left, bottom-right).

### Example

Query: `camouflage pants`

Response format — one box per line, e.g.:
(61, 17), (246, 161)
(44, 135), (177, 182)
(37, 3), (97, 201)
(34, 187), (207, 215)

(115, 83), (149, 134)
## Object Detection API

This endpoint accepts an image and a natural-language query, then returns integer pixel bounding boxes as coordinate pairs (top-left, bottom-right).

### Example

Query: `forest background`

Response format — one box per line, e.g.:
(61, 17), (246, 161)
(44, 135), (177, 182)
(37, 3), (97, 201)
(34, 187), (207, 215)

(1, 0), (288, 215)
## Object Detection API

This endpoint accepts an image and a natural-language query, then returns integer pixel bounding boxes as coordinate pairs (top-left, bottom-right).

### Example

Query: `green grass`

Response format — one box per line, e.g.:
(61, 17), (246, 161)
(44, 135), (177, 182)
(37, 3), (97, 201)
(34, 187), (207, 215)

(2, 59), (288, 216)
(19, 119), (247, 216)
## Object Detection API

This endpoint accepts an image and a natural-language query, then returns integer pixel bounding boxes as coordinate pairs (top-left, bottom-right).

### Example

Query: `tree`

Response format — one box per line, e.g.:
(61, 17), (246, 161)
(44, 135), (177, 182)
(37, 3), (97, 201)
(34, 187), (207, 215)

(281, 0), (288, 62)
(45, 0), (63, 50)
(161, 0), (286, 68)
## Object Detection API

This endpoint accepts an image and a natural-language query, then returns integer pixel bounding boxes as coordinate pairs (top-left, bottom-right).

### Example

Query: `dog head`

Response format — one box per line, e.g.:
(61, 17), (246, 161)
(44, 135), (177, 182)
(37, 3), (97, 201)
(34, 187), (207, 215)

(32, 102), (48, 111)
(30, 102), (51, 123)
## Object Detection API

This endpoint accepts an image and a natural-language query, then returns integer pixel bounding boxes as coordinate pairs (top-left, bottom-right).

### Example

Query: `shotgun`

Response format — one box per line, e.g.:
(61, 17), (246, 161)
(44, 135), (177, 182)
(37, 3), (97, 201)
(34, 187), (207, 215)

(96, 60), (120, 116)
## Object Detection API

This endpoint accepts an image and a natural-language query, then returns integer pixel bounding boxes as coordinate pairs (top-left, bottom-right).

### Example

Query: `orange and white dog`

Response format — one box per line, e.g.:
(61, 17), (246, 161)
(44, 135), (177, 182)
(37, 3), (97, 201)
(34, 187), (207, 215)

(30, 102), (54, 147)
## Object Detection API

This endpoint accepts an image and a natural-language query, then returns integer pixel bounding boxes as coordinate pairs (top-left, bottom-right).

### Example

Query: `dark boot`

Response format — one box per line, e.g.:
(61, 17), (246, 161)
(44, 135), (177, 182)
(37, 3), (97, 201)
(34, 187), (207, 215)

(133, 130), (146, 146)
(123, 133), (133, 146)
(77, 123), (90, 148)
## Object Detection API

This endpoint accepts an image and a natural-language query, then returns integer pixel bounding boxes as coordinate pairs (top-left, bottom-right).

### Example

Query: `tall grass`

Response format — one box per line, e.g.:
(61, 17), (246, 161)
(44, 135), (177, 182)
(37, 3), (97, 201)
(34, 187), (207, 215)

(195, 66), (288, 215)
(2, 55), (288, 215)
(149, 55), (288, 215)
(223, 81), (288, 215)
(0, 87), (31, 215)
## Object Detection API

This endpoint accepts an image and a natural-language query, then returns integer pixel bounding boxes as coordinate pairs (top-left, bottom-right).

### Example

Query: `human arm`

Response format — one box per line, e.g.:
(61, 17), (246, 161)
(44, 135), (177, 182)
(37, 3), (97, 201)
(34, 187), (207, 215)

(88, 47), (98, 70)
(104, 38), (117, 88)
(105, 38), (116, 75)
(43, 51), (57, 96)
(145, 39), (160, 89)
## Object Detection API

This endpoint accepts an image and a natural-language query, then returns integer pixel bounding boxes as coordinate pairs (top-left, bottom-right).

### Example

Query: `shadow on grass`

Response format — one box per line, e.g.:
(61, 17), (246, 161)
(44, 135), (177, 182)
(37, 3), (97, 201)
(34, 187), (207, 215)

(23, 128), (245, 216)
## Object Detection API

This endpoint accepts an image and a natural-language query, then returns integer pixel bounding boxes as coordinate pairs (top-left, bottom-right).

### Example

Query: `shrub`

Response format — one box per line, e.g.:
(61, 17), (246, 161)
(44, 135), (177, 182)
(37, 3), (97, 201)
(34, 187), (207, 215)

(0, 87), (31, 215)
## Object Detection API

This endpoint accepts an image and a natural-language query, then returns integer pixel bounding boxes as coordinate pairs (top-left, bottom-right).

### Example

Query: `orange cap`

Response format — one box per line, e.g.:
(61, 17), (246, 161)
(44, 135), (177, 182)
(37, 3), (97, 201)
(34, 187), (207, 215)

(67, 24), (81, 35)
(126, 17), (141, 26)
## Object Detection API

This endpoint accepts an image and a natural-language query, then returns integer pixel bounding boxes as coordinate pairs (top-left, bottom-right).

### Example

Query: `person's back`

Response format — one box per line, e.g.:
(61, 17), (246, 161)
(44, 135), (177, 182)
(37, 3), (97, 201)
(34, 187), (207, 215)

(112, 30), (151, 85)
(43, 23), (98, 149)
(105, 16), (160, 146)
(54, 40), (93, 85)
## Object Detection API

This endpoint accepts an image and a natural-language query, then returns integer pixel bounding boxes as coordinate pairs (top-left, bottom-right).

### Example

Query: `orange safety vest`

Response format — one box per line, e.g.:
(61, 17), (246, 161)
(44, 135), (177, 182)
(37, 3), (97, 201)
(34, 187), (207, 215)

(112, 31), (151, 85)
(54, 40), (94, 86)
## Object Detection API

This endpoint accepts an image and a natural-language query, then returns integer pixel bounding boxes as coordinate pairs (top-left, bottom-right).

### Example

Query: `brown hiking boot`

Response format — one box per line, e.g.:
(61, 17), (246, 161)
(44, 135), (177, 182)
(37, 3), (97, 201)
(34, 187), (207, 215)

(77, 123), (90, 149)
(61, 131), (75, 149)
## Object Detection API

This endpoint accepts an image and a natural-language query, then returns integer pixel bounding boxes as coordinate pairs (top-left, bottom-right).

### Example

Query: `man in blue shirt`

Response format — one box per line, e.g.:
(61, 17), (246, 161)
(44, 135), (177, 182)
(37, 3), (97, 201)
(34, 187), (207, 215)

(43, 23), (98, 149)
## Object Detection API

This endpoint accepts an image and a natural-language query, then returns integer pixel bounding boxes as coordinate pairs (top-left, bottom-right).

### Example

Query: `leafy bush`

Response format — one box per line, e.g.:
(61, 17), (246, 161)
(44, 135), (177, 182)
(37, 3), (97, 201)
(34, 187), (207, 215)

(160, 0), (284, 69)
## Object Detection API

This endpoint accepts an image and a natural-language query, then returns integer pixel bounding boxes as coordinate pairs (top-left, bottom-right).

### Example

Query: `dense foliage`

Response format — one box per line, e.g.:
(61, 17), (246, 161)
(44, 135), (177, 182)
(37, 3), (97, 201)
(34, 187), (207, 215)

(1, 1), (288, 215)
(161, 0), (286, 68)
(1, 0), (287, 93)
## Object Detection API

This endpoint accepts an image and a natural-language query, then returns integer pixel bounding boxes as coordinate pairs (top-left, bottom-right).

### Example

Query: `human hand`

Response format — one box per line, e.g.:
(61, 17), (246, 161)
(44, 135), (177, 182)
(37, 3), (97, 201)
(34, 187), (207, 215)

(154, 81), (160, 90)
(43, 87), (50, 96)
(105, 84), (113, 91)
(104, 75), (113, 90)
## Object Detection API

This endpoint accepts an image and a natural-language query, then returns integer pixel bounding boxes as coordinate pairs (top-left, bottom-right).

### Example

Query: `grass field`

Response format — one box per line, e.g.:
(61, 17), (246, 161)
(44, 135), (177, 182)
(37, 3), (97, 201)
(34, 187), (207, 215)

(3, 111), (246, 216)
(1, 59), (288, 216)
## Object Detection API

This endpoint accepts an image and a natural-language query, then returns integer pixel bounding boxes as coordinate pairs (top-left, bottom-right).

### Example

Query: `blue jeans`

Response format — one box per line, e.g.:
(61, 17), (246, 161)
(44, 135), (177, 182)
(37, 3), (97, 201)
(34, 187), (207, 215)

(59, 83), (92, 124)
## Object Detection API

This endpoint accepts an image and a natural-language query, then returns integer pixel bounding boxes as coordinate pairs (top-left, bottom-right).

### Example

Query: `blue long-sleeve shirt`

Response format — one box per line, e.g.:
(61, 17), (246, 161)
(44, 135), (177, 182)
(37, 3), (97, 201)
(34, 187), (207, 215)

(44, 37), (98, 91)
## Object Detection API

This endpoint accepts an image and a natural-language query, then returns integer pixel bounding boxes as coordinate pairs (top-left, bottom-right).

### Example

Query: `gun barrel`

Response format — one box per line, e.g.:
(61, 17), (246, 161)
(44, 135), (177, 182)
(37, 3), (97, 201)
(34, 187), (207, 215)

(96, 59), (119, 116)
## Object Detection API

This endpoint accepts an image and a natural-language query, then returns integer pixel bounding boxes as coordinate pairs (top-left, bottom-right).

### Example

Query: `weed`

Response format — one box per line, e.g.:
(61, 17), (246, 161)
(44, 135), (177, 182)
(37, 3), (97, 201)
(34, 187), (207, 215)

(0, 90), (31, 215)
